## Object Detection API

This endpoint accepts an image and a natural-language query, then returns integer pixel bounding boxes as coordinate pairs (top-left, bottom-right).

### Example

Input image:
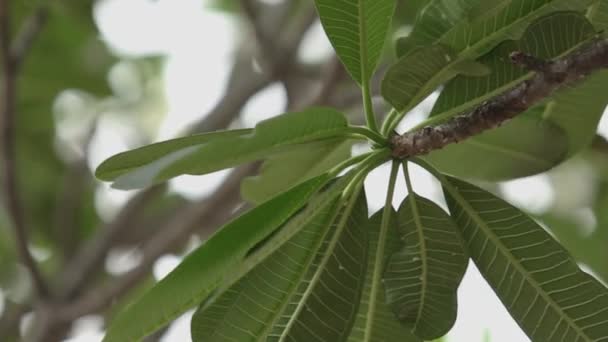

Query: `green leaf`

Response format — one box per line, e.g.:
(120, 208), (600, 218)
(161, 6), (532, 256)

(103, 174), (333, 342)
(589, 0), (608, 30)
(430, 12), (608, 158)
(382, 44), (489, 113)
(384, 0), (597, 133)
(442, 176), (608, 342)
(384, 193), (467, 340)
(265, 190), (368, 341)
(190, 187), (343, 341)
(539, 214), (608, 283)
(314, 0), (396, 84)
(396, 0), (480, 56)
(347, 210), (421, 342)
(95, 129), (251, 182)
(241, 139), (353, 204)
(422, 112), (568, 181)
(96, 108), (350, 189)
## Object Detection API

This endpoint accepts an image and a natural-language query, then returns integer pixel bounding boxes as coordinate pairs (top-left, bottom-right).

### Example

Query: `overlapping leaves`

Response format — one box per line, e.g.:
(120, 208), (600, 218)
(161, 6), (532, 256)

(103, 174), (350, 342)
(442, 176), (608, 341)
(96, 108), (350, 189)
(382, 0), (597, 133)
(384, 192), (468, 340)
(191, 190), (367, 342)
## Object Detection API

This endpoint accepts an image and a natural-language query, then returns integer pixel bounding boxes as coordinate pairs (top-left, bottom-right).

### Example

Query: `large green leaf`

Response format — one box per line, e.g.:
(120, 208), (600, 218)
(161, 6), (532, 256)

(423, 112), (568, 181)
(265, 191), (367, 341)
(95, 129), (251, 182)
(190, 188), (344, 341)
(384, 193), (467, 340)
(430, 12), (608, 158)
(96, 108), (350, 189)
(241, 139), (352, 204)
(383, 0), (596, 132)
(103, 174), (337, 342)
(441, 176), (608, 341)
(314, 0), (396, 85)
(347, 210), (421, 342)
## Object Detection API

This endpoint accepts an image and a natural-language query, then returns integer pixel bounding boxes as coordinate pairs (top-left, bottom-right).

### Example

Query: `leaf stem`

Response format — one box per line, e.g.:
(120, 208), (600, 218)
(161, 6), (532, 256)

(364, 160), (399, 340)
(342, 149), (390, 200)
(327, 151), (374, 178)
(362, 79), (379, 133)
(380, 108), (398, 135)
(347, 126), (388, 146)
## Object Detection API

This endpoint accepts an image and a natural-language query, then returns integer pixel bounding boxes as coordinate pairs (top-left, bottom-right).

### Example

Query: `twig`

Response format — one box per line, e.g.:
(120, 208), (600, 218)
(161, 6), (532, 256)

(0, 0), (50, 298)
(391, 38), (608, 159)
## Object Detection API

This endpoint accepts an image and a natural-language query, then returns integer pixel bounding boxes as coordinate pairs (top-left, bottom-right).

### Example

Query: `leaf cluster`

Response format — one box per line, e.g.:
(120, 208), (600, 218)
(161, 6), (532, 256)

(95, 1), (608, 341)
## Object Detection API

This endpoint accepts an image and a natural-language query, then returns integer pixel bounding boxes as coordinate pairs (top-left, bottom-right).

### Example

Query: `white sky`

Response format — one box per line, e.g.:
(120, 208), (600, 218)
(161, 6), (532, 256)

(62, 0), (608, 341)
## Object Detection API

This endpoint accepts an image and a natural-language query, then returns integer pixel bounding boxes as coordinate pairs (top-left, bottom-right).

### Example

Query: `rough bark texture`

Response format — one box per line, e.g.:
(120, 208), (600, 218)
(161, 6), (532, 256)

(390, 37), (608, 159)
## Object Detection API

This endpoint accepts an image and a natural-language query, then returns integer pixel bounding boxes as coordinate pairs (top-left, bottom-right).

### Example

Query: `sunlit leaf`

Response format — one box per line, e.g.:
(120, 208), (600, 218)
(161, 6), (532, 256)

(96, 108), (350, 189)
(241, 139), (352, 204)
(315, 0), (396, 84)
(103, 174), (336, 342)
(347, 210), (421, 342)
(384, 193), (467, 340)
(95, 129), (251, 182)
(442, 176), (608, 341)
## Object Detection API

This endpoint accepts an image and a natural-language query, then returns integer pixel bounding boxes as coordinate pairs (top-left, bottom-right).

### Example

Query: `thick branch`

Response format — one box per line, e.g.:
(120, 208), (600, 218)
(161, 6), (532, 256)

(391, 38), (608, 159)
(0, 0), (50, 298)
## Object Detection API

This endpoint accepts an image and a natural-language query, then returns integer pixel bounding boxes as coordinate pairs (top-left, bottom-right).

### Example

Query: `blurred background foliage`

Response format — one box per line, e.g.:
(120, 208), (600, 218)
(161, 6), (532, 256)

(0, 0), (607, 341)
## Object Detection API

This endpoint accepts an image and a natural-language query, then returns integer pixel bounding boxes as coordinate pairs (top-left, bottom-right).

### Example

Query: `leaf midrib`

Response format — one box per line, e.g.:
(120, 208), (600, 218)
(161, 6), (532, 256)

(256, 204), (342, 341)
(443, 180), (590, 341)
(407, 194), (429, 332)
(278, 186), (363, 341)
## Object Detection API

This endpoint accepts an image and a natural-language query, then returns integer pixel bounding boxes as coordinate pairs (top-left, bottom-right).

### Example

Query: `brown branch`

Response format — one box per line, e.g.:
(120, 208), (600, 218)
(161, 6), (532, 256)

(0, 0), (50, 298)
(391, 38), (608, 159)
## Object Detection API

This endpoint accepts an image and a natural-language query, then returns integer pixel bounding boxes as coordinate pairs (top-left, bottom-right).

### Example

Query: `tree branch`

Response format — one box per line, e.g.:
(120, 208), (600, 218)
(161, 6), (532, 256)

(391, 38), (608, 159)
(0, 0), (50, 298)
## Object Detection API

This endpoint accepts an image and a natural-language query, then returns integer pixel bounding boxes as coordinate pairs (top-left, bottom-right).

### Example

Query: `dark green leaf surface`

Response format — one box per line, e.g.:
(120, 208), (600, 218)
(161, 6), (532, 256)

(347, 210), (421, 342)
(190, 188), (342, 341)
(384, 0), (596, 133)
(270, 191), (367, 342)
(382, 44), (487, 112)
(315, 0), (396, 84)
(103, 175), (333, 342)
(442, 176), (608, 342)
(396, 0), (479, 56)
(96, 108), (349, 189)
(241, 139), (352, 204)
(423, 112), (568, 181)
(384, 194), (467, 340)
